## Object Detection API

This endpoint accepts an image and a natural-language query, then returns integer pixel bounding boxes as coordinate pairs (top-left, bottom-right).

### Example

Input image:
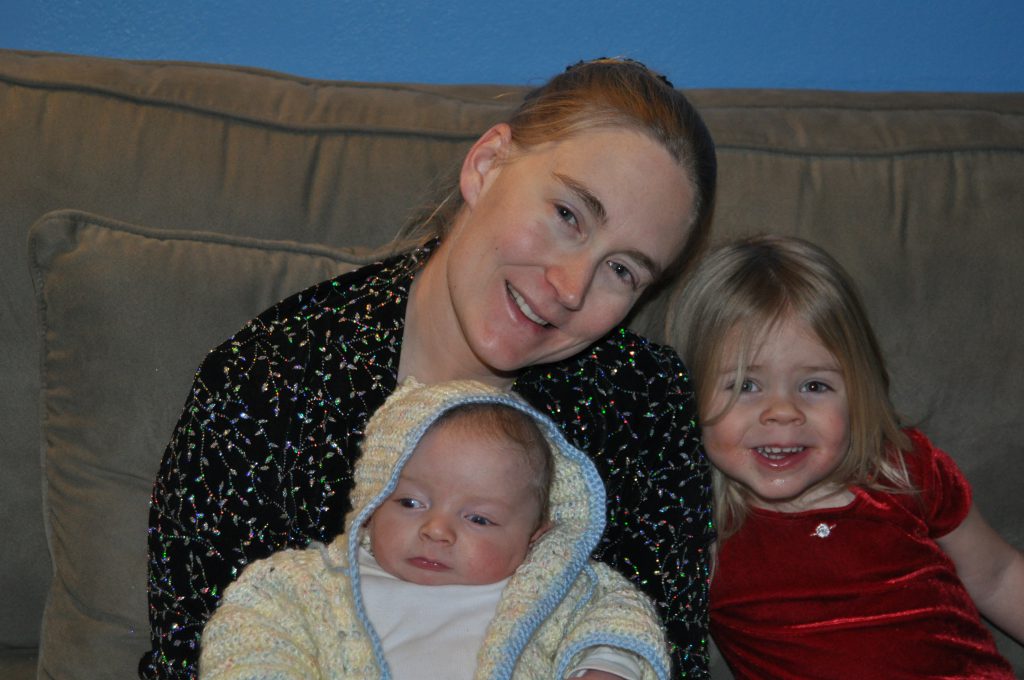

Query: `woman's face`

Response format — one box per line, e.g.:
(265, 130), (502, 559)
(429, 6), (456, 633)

(427, 124), (694, 380)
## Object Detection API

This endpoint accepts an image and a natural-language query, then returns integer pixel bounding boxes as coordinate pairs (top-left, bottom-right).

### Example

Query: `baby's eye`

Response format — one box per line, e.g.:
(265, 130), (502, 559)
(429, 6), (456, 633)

(466, 514), (494, 527)
(397, 498), (423, 509)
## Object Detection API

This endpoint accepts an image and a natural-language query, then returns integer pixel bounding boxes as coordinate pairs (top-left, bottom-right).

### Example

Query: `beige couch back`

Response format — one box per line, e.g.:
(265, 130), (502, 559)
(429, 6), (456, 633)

(1, 49), (1022, 678)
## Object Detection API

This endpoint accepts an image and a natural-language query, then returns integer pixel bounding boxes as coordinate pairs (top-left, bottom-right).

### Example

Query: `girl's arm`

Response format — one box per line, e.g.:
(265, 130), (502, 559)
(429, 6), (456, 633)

(936, 503), (1024, 644)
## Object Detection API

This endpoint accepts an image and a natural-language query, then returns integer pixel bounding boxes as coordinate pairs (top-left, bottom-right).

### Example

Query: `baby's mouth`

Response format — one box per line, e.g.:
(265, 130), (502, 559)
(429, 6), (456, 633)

(508, 285), (550, 327)
(410, 556), (449, 571)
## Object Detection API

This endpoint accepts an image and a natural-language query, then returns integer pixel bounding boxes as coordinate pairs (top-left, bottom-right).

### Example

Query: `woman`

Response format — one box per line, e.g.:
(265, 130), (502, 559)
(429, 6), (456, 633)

(142, 58), (717, 679)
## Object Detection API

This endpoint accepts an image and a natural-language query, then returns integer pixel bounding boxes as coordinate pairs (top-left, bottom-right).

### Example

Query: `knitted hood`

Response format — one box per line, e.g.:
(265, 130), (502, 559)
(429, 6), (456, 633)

(332, 378), (611, 677)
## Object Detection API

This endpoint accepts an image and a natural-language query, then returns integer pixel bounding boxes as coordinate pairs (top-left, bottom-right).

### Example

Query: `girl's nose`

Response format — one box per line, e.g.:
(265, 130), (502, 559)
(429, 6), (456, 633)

(759, 394), (805, 425)
(547, 255), (594, 311)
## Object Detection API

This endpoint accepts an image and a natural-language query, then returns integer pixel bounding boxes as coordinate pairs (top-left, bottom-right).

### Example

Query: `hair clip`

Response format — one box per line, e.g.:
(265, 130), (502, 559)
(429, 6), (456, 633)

(564, 57), (675, 89)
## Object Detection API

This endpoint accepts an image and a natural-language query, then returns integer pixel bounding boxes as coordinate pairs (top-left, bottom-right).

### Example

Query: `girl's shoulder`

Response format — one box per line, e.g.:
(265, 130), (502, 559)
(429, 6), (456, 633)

(892, 428), (973, 537)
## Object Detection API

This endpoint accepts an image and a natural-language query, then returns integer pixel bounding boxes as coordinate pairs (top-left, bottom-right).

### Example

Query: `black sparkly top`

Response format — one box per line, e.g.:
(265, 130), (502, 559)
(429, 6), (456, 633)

(142, 247), (713, 678)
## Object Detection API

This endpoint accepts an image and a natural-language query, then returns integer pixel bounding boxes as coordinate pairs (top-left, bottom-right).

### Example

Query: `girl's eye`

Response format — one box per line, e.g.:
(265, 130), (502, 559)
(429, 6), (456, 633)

(738, 379), (758, 393)
(466, 514), (494, 527)
(802, 380), (832, 393)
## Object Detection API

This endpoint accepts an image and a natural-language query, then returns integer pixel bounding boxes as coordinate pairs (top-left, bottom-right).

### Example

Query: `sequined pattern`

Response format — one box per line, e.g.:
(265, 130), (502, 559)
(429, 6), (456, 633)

(142, 247), (714, 679)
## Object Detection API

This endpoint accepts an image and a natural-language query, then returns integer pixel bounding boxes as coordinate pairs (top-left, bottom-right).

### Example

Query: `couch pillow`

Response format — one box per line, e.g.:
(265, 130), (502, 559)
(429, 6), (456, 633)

(28, 210), (381, 680)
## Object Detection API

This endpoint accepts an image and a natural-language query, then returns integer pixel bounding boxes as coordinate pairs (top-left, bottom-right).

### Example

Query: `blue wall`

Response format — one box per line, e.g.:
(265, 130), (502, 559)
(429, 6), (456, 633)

(3, 1), (1022, 91)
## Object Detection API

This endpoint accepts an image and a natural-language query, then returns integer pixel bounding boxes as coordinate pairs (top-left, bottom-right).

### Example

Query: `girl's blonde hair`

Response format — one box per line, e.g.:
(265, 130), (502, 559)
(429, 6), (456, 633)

(394, 57), (717, 284)
(672, 235), (911, 540)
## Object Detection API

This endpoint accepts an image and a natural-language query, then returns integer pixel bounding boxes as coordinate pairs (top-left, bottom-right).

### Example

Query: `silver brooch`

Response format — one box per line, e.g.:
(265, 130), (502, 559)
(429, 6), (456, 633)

(812, 523), (835, 538)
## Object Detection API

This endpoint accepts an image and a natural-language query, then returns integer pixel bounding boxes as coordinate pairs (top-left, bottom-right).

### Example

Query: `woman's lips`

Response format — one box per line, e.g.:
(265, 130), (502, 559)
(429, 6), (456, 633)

(507, 284), (550, 327)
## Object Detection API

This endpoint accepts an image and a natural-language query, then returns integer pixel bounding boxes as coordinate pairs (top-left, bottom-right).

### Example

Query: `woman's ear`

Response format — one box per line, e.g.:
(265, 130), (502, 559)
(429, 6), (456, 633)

(459, 123), (511, 208)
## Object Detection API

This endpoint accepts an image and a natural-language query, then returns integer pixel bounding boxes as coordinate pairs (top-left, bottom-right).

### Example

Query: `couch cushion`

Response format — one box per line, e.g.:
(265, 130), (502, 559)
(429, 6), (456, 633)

(28, 210), (380, 679)
(0, 50), (517, 649)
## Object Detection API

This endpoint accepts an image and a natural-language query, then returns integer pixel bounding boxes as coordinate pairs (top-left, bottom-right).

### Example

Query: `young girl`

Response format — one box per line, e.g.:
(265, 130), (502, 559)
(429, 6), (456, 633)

(675, 235), (1024, 679)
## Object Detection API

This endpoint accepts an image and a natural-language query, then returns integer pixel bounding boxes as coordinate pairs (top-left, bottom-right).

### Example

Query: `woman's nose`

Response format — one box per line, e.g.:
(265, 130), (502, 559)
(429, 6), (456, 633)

(420, 514), (455, 543)
(547, 255), (594, 311)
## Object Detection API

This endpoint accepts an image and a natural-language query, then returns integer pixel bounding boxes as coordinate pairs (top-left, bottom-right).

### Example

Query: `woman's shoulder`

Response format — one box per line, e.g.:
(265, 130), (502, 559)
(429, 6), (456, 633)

(197, 254), (413, 371)
(518, 327), (688, 392)
(514, 327), (698, 449)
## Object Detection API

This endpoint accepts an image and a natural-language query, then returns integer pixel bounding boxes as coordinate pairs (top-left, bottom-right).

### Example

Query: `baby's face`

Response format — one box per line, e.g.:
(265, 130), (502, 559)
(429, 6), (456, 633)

(367, 420), (548, 586)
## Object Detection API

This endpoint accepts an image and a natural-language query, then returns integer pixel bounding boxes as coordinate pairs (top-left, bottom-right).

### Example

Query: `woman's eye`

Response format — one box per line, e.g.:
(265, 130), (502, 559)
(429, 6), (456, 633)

(606, 261), (637, 287)
(556, 205), (579, 229)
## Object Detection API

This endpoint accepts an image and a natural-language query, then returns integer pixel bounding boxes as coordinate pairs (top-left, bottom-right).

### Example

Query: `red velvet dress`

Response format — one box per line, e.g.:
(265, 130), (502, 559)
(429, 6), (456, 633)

(710, 429), (1015, 679)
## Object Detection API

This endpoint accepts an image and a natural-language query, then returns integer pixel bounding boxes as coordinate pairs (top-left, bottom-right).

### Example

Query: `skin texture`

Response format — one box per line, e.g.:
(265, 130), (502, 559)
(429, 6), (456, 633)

(400, 123), (694, 388)
(702, 316), (855, 512)
(936, 504), (1024, 644)
(366, 419), (549, 586)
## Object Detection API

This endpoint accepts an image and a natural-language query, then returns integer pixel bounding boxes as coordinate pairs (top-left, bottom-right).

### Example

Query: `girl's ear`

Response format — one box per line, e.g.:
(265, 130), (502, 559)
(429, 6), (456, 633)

(459, 123), (511, 208)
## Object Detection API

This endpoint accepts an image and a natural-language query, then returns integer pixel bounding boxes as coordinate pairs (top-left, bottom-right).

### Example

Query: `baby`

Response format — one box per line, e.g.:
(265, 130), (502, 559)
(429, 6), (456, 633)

(200, 379), (670, 679)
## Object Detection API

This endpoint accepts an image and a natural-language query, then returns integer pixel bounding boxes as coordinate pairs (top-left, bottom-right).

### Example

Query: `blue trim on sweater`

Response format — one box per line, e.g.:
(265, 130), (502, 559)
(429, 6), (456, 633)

(344, 389), (609, 679)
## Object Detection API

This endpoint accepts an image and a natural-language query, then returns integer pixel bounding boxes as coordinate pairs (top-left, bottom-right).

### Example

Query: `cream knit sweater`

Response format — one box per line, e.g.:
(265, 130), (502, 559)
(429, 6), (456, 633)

(200, 380), (671, 680)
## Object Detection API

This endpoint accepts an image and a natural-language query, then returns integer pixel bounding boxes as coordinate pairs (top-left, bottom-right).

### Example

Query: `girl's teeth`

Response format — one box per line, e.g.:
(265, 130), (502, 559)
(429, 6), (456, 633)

(756, 446), (804, 460)
(509, 287), (549, 326)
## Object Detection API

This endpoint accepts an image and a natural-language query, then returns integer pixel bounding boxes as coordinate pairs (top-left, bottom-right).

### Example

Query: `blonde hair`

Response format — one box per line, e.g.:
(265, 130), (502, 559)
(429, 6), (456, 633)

(673, 235), (911, 540)
(395, 58), (717, 284)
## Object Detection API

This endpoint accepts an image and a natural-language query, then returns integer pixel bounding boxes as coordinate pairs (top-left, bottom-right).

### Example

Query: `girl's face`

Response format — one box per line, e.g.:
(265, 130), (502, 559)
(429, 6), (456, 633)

(702, 315), (853, 512)
(421, 124), (693, 383)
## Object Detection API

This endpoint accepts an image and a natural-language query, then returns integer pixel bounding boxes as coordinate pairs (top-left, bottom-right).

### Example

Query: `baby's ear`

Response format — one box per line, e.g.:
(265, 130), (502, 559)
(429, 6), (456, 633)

(529, 520), (553, 546)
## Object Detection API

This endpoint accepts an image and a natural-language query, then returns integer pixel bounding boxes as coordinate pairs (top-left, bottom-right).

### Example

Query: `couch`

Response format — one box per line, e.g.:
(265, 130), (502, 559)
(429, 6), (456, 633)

(1, 48), (1021, 679)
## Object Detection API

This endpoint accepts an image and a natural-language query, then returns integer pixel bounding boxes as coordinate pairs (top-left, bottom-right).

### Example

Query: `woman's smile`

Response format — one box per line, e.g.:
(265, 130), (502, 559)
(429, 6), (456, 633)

(507, 283), (550, 327)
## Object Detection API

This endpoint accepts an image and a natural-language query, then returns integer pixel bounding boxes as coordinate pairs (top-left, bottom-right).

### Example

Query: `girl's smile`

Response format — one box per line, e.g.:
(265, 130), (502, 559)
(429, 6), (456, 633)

(702, 315), (854, 513)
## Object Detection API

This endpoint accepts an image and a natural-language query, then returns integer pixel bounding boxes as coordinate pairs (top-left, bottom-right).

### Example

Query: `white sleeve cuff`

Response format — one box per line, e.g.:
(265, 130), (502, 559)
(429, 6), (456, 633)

(566, 645), (644, 680)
